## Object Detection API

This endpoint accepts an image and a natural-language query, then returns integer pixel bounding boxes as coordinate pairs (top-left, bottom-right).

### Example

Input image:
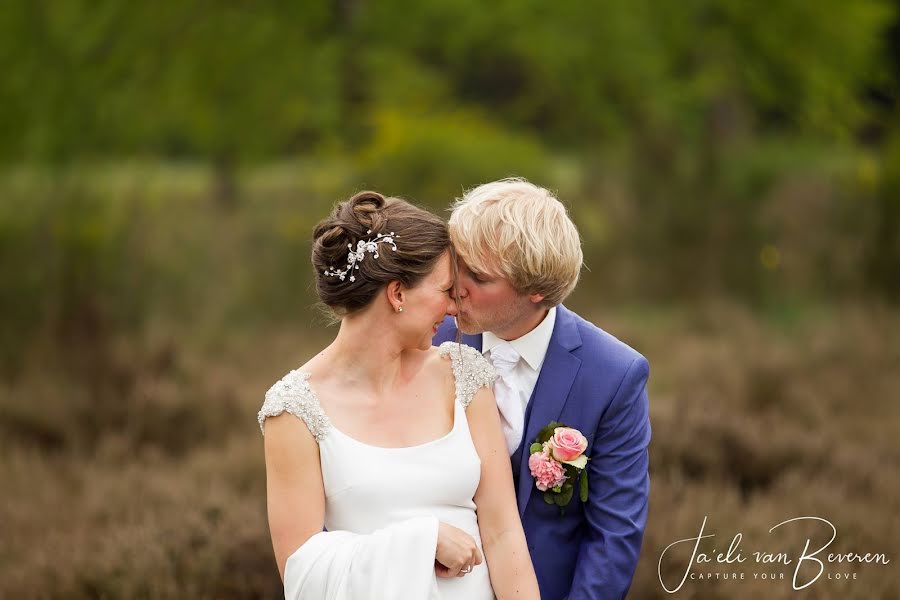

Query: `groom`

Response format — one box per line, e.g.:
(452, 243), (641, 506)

(434, 178), (651, 600)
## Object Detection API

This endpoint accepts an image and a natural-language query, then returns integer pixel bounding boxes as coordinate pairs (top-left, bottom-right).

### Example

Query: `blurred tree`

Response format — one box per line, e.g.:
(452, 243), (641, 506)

(354, 0), (895, 299)
(2, 1), (893, 163)
(1, 1), (344, 206)
(0, 0), (897, 310)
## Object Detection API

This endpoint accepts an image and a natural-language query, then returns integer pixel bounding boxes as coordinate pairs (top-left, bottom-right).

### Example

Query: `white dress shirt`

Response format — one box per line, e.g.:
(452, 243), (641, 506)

(483, 306), (557, 455)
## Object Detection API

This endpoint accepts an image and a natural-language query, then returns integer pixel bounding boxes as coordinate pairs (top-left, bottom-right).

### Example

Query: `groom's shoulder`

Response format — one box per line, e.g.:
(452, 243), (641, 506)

(559, 306), (647, 371)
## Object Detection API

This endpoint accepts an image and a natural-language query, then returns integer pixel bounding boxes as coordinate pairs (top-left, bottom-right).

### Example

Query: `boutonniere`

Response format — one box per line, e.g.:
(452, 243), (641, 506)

(528, 422), (589, 515)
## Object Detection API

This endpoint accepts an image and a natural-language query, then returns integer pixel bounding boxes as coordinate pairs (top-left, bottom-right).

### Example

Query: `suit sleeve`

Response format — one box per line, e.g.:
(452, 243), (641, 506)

(568, 356), (651, 600)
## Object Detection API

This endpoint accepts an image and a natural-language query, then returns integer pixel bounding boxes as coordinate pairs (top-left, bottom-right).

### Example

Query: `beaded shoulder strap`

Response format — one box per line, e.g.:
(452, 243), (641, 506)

(438, 342), (497, 409)
(258, 370), (331, 443)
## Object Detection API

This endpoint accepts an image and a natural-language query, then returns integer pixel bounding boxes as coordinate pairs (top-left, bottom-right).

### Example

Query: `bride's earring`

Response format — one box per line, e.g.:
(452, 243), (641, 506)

(396, 306), (404, 313)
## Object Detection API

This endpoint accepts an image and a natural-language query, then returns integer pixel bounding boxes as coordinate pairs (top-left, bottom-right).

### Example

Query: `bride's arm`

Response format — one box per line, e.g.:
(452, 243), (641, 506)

(468, 387), (541, 599)
(263, 413), (326, 581)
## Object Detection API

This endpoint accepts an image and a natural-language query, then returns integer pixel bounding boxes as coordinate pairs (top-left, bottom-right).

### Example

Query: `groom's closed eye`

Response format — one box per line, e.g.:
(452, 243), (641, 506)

(459, 262), (490, 284)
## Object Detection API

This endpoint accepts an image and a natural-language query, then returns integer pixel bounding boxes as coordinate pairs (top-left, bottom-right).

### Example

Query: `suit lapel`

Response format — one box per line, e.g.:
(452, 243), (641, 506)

(515, 306), (582, 517)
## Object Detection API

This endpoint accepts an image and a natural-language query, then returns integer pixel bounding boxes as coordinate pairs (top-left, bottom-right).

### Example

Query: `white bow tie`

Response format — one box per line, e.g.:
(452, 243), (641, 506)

(488, 342), (525, 455)
(490, 342), (520, 376)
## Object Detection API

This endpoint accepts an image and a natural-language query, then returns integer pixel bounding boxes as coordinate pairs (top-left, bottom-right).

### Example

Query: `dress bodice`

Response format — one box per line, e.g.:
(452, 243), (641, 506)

(319, 393), (482, 537)
(258, 342), (497, 599)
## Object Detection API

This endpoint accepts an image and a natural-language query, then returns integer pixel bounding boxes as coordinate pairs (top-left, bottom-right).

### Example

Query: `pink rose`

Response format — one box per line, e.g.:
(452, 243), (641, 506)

(528, 451), (567, 491)
(548, 427), (588, 463)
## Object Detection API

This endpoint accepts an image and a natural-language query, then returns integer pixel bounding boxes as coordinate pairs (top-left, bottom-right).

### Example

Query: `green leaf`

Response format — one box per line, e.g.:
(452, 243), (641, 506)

(543, 492), (555, 505)
(554, 484), (574, 507)
(535, 421), (568, 444)
(580, 470), (589, 503)
(529, 443), (543, 455)
(562, 455), (588, 470)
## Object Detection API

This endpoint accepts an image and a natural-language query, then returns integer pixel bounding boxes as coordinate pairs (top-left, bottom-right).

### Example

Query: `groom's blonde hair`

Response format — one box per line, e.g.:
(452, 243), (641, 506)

(449, 178), (583, 307)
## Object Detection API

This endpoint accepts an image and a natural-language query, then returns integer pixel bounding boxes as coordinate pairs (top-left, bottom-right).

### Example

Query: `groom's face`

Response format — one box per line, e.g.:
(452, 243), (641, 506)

(453, 257), (535, 338)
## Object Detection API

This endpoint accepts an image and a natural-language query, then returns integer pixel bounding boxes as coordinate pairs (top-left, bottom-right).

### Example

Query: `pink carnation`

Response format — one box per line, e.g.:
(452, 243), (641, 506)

(528, 451), (567, 491)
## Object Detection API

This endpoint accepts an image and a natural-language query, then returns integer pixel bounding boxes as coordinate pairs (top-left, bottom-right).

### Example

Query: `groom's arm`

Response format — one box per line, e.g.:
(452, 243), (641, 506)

(568, 356), (651, 600)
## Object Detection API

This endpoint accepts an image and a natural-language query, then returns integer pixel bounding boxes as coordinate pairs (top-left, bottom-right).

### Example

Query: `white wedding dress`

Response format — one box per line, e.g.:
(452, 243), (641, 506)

(258, 342), (497, 600)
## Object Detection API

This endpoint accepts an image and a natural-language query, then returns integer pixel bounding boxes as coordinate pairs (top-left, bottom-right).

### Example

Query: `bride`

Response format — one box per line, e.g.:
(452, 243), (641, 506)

(258, 191), (540, 599)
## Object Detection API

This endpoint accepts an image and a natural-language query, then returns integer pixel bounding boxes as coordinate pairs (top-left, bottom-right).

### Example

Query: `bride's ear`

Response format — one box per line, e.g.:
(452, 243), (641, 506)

(386, 280), (405, 313)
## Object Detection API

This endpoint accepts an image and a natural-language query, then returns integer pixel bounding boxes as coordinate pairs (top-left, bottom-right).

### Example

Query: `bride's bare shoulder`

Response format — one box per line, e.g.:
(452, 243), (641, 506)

(411, 346), (453, 387)
(294, 347), (335, 380)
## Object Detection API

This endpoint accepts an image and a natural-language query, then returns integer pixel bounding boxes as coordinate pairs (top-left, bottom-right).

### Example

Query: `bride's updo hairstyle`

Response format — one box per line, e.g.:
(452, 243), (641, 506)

(312, 191), (451, 316)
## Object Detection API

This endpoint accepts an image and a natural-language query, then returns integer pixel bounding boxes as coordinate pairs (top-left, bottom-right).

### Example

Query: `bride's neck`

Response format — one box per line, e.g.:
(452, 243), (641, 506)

(323, 310), (406, 390)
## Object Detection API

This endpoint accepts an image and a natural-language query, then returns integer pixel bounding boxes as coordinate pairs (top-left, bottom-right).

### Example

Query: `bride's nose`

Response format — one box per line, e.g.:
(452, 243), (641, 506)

(446, 298), (459, 317)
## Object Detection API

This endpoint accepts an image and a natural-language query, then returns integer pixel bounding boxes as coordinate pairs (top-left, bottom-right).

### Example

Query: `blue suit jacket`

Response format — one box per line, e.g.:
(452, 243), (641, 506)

(434, 305), (650, 600)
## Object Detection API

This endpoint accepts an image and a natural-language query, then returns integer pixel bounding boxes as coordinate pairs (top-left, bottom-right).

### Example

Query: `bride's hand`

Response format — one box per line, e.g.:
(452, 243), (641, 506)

(434, 521), (483, 578)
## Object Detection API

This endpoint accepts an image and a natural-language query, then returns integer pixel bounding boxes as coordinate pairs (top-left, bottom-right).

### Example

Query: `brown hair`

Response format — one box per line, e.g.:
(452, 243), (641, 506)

(312, 191), (451, 316)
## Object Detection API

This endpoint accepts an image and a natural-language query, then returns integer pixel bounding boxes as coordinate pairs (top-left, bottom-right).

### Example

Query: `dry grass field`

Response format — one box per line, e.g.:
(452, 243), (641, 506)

(2, 301), (897, 598)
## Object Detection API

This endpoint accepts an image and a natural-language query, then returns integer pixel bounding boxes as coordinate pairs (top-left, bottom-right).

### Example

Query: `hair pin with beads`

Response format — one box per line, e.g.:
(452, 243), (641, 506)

(323, 230), (399, 282)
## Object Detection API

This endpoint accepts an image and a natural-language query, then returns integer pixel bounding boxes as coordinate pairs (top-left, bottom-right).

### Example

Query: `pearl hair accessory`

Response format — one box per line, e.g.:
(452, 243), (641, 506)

(323, 230), (398, 282)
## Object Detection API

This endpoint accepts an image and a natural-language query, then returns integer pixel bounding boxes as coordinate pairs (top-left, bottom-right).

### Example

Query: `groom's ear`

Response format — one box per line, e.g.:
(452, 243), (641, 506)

(528, 292), (545, 305)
